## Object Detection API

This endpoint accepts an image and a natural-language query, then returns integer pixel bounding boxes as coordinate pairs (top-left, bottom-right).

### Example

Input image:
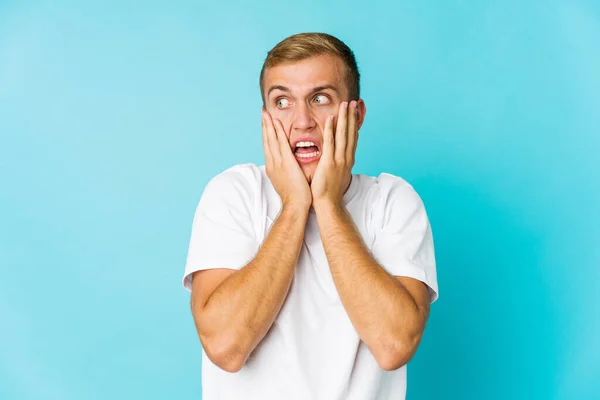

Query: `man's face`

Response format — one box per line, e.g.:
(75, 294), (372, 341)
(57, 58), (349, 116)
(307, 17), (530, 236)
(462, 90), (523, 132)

(262, 54), (365, 183)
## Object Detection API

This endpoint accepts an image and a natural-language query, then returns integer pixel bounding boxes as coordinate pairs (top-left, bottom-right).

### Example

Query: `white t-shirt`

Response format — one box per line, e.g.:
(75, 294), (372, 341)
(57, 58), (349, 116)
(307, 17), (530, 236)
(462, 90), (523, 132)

(183, 163), (438, 400)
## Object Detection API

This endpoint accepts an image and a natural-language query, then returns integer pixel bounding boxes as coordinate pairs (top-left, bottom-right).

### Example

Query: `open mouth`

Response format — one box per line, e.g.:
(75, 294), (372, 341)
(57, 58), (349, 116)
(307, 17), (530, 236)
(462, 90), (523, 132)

(294, 141), (320, 160)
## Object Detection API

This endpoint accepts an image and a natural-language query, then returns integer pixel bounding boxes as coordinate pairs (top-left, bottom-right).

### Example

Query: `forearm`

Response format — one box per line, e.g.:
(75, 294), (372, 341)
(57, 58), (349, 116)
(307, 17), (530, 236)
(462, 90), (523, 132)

(193, 205), (308, 368)
(314, 202), (426, 368)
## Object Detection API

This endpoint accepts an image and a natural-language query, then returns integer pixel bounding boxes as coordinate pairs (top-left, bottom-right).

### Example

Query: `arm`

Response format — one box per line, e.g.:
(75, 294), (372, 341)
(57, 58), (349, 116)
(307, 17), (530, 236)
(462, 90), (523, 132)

(188, 109), (312, 373)
(190, 204), (308, 373)
(314, 201), (430, 371)
(310, 100), (434, 371)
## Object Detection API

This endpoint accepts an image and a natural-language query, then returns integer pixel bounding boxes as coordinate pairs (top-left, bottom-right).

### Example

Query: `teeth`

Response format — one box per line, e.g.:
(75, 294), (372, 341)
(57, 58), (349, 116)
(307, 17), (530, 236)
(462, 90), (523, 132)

(296, 141), (316, 148)
(295, 151), (320, 158)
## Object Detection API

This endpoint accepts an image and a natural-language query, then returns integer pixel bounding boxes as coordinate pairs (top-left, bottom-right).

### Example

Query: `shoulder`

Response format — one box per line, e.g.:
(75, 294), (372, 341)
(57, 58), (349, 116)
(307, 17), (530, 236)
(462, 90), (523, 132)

(200, 163), (265, 209)
(364, 173), (424, 209)
(362, 173), (427, 228)
(204, 163), (265, 194)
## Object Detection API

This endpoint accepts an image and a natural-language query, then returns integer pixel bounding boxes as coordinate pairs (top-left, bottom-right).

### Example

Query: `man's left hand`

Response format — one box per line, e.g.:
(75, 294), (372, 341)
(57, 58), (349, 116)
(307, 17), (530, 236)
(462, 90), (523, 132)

(311, 100), (358, 209)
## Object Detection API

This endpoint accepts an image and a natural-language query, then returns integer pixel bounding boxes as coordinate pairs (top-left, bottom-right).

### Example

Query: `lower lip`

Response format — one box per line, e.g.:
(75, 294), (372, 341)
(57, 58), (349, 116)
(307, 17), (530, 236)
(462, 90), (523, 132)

(295, 152), (321, 164)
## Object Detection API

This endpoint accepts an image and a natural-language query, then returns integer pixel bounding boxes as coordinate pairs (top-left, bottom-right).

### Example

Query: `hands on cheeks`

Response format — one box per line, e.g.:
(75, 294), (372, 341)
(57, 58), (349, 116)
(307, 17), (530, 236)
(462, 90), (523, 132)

(310, 100), (358, 209)
(262, 111), (312, 211)
(261, 100), (359, 212)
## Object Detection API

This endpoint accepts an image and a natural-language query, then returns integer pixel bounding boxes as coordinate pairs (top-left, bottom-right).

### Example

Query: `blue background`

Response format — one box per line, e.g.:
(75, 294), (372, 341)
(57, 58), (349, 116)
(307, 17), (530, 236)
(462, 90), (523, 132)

(1, 1), (599, 399)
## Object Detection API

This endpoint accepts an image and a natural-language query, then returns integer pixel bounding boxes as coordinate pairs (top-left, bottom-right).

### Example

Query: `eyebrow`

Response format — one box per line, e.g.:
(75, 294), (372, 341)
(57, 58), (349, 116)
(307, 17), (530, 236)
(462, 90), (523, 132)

(267, 84), (340, 98)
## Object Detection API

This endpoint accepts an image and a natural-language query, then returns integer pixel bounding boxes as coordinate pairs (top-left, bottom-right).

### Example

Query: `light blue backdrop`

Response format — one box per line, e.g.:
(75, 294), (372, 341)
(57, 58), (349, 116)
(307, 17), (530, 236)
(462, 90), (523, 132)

(1, 1), (599, 399)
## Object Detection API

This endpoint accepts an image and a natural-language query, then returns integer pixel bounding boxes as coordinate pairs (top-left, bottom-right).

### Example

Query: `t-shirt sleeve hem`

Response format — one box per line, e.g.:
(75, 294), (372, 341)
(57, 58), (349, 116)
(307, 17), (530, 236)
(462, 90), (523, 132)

(385, 261), (439, 304)
(182, 258), (252, 292)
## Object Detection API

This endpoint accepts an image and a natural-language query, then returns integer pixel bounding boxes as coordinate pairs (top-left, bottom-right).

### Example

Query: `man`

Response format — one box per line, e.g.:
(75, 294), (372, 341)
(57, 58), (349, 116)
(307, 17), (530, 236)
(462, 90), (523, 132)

(182, 32), (439, 399)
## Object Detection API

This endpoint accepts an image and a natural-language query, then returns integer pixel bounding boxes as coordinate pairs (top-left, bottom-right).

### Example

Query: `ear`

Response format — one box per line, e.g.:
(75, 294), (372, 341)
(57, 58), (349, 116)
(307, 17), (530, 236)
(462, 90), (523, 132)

(356, 99), (367, 131)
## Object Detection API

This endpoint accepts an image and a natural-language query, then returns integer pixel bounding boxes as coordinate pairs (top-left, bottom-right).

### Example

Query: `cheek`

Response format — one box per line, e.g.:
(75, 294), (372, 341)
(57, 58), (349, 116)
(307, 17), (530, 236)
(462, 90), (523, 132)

(316, 104), (338, 121)
(269, 109), (293, 137)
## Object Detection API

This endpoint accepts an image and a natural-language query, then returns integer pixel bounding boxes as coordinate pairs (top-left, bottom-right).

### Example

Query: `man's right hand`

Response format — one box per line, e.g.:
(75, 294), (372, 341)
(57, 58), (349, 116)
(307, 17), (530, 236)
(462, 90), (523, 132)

(262, 110), (312, 211)
(191, 116), (312, 372)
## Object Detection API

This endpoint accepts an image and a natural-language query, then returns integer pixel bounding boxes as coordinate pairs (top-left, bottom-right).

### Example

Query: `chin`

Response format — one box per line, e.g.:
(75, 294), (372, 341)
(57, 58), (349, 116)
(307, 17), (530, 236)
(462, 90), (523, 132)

(302, 171), (312, 183)
(301, 165), (317, 183)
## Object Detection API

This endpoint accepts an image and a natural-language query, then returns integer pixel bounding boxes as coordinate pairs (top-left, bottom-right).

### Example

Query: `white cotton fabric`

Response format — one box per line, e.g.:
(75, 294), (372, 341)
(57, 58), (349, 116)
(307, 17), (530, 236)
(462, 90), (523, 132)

(183, 163), (438, 400)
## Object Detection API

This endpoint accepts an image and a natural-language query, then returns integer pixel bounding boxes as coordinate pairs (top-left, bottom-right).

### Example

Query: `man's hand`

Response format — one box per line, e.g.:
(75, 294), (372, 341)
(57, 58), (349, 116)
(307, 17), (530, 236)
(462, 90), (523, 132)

(310, 101), (358, 209)
(262, 110), (312, 211)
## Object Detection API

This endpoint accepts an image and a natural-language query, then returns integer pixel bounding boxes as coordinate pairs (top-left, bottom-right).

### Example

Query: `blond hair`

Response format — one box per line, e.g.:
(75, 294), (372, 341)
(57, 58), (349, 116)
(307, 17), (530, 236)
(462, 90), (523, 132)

(259, 32), (360, 103)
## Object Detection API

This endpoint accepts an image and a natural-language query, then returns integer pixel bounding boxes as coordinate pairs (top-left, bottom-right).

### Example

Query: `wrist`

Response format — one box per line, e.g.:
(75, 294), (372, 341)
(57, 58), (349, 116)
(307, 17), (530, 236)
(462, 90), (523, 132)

(312, 199), (345, 216)
(281, 201), (311, 217)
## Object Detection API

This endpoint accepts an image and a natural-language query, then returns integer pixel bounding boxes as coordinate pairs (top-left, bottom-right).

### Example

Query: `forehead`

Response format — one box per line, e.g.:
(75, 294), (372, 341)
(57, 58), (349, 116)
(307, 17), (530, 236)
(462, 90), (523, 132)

(264, 54), (347, 96)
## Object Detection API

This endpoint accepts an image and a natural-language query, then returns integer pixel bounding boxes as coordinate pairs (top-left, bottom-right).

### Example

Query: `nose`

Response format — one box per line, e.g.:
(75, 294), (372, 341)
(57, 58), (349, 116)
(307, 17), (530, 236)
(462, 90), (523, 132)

(293, 102), (316, 132)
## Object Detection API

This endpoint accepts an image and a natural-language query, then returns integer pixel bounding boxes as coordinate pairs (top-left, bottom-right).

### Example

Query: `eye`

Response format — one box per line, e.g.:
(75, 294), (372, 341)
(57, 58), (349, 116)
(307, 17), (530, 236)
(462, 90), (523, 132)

(313, 94), (331, 105)
(276, 98), (291, 109)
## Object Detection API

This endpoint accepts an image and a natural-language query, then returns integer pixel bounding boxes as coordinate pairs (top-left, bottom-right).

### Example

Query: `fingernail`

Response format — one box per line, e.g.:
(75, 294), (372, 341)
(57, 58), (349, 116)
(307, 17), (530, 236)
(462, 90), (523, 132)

(344, 101), (348, 109)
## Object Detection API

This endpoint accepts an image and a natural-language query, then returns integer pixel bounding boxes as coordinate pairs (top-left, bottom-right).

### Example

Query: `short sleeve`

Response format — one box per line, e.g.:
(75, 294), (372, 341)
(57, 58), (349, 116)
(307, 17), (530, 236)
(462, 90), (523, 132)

(182, 167), (260, 292)
(371, 175), (439, 303)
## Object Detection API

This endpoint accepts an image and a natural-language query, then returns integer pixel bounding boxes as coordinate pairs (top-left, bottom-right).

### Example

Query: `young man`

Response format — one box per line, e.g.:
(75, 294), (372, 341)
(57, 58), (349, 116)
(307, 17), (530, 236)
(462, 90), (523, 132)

(183, 32), (439, 399)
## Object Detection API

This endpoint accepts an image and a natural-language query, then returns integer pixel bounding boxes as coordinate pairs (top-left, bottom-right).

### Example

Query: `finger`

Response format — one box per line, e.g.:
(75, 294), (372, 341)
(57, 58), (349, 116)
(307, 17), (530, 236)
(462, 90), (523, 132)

(335, 101), (348, 162)
(322, 114), (335, 161)
(264, 111), (282, 163)
(262, 112), (273, 165)
(273, 118), (293, 159)
(346, 101), (358, 163)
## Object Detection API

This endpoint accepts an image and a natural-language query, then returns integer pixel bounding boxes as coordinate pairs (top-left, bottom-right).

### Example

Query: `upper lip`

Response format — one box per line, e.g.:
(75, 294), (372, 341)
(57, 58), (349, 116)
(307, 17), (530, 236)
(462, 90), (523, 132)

(291, 137), (322, 151)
